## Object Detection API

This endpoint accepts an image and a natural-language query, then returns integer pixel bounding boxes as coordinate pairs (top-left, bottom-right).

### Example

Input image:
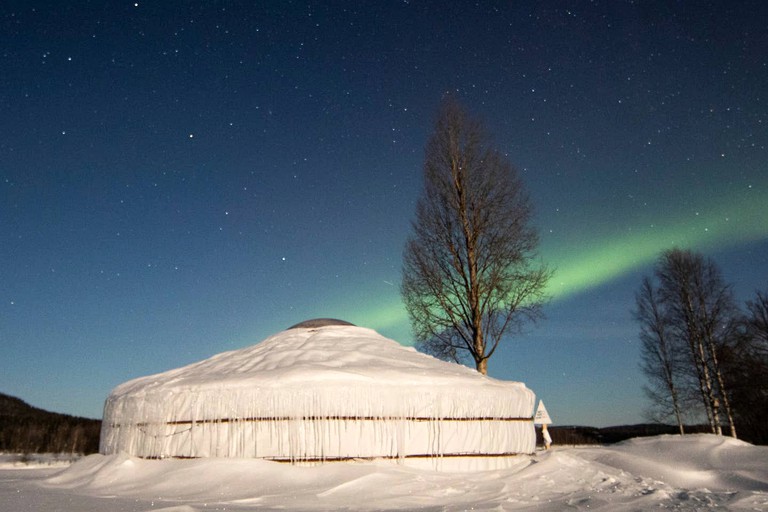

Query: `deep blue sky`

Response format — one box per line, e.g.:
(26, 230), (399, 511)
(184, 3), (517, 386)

(2, 1), (766, 427)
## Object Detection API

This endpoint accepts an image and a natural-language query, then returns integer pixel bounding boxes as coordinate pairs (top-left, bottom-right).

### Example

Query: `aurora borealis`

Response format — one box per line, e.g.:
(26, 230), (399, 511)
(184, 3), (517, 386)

(2, 1), (766, 426)
(546, 185), (768, 300)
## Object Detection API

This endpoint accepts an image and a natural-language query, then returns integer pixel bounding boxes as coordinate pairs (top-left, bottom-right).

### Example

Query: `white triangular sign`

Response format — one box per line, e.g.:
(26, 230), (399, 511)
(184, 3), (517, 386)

(534, 400), (552, 425)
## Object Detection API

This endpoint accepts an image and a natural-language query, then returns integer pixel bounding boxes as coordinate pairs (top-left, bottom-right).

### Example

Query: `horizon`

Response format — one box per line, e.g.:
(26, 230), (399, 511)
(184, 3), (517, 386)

(2, 1), (766, 428)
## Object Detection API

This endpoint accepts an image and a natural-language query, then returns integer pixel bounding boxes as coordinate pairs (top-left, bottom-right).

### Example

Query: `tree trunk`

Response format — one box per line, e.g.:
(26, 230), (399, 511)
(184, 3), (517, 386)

(683, 290), (720, 434)
(711, 355), (738, 438)
(702, 323), (737, 438)
(670, 386), (685, 435)
(698, 337), (722, 435)
(476, 357), (488, 375)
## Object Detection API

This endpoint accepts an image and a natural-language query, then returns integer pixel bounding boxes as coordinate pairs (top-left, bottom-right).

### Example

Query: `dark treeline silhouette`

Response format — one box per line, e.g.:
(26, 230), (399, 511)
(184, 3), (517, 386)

(539, 424), (713, 447)
(0, 393), (101, 454)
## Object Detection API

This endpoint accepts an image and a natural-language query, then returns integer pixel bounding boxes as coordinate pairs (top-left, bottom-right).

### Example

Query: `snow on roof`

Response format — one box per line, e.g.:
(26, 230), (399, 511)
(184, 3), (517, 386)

(104, 324), (536, 423)
(110, 324), (527, 394)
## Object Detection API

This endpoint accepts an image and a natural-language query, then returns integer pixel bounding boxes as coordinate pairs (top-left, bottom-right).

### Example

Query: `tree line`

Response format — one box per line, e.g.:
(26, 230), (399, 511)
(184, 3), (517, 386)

(0, 393), (101, 454)
(636, 249), (768, 444)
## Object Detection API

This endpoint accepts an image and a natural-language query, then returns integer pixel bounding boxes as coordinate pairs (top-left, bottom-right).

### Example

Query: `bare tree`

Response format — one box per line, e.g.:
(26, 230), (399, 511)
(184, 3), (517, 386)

(401, 99), (550, 374)
(635, 277), (686, 434)
(644, 249), (738, 437)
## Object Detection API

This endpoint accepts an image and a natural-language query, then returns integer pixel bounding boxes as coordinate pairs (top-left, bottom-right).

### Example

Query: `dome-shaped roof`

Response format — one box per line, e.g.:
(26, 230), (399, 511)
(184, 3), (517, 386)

(287, 318), (356, 329)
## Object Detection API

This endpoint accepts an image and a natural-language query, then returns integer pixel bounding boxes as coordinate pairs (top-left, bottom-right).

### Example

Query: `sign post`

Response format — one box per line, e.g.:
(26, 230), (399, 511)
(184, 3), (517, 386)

(533, 400), (553, 449)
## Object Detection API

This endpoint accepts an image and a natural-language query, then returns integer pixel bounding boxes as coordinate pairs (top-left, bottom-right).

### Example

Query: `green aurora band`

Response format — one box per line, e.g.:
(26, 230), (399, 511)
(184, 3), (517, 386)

(545, 184), (768, 299)
(363, 184), (768, 336)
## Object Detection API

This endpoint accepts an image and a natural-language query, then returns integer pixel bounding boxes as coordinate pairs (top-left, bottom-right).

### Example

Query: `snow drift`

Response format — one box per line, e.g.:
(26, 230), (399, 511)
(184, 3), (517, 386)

(100, 321), (537, 469)
(17, 434), (765, 511)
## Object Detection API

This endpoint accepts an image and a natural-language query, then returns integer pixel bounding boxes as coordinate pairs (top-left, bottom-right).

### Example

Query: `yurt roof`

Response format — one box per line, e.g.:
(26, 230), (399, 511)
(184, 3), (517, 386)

(111, 321), (523, 394)
(104, 321), (535, 424)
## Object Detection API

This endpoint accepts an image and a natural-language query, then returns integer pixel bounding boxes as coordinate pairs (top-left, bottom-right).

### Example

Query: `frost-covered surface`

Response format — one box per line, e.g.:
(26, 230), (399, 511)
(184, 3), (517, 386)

(101, 325), (536, 465)
(1, 435), (766, 511)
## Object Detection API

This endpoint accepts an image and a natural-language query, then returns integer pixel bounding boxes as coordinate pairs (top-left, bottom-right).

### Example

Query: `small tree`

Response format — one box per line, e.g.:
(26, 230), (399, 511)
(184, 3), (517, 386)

(401, 99), (550, 374)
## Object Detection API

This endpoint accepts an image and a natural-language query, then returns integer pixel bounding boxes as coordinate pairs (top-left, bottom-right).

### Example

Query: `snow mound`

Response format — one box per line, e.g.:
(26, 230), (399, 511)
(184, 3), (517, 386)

(587, 434), (768, 492)
(31, 434), (768, 511)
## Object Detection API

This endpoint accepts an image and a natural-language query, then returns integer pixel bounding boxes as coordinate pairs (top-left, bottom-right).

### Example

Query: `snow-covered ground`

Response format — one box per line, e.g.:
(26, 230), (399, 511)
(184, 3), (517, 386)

(1, 434), (766, 511)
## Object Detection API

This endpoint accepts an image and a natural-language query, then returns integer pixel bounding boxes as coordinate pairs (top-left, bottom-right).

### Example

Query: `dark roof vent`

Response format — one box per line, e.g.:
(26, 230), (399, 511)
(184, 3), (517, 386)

(287, 318), (356, 330)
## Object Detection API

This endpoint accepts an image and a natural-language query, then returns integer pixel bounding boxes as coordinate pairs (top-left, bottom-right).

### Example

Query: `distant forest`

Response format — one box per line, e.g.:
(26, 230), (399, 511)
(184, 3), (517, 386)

(541, 424), (714, 446)
(0, 393), (101, 454)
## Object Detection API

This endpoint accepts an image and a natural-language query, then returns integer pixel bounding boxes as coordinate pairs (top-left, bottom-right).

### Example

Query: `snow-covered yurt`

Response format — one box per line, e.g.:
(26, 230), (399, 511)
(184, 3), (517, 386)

(100, 319), (537, 470)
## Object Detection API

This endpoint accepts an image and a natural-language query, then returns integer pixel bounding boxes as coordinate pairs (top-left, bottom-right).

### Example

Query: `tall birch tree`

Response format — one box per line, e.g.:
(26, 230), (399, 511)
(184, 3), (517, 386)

(401, 99), (550, 374)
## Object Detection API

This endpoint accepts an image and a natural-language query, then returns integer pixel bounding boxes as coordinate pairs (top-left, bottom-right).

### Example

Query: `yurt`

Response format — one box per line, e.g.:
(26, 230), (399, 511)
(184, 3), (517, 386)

(100, 319), (537, 470)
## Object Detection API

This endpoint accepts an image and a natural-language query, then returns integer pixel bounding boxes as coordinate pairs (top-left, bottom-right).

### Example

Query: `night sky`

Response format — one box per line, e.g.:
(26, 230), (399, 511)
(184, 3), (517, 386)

(2, 1), (767, 427)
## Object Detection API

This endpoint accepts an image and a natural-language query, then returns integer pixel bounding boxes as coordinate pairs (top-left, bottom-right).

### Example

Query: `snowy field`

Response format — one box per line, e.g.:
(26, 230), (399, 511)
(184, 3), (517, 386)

(1, 434), (766, 511)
